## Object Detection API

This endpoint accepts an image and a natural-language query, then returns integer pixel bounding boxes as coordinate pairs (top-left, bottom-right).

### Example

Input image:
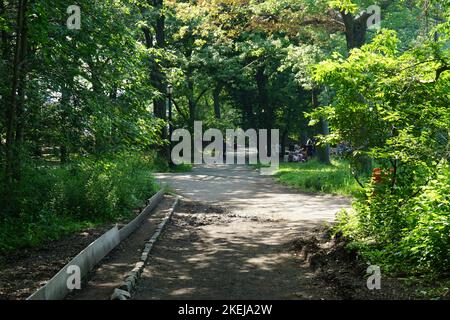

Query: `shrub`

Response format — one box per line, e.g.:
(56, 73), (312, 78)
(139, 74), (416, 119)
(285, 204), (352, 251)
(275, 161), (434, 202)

(398, 167), (450, 273)
(336, 164), (450, 276)
(0, 152), (160, 253)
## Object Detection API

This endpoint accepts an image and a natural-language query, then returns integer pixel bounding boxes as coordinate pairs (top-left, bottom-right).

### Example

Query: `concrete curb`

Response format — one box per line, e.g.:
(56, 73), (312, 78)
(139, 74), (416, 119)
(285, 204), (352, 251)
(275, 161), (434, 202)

(27, 226), (121, 300)
(111, 196), (180, 300)
(119, 190), (165, 241)
(26, 189), (165, 300)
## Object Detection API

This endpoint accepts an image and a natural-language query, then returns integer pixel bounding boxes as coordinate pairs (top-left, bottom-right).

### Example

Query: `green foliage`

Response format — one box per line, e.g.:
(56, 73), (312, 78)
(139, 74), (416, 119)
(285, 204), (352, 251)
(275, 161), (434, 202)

(1, 0), (448, 285)
(0, 153), (160, 254)
(328, 0), (359, 13)
(336, 164), (450, 275)
(318, 28), (450, 277)
(276, 159), (360, 196)
(399, 166), (450, 273)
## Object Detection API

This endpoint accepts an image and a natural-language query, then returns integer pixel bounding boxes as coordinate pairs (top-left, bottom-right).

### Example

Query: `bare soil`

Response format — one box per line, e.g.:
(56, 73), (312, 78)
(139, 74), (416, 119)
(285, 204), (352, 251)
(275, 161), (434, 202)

(67, 195), (176, 300)
(66, 195), (174, 300)
(132, 199), (446, 300)
(0, 225), (112, 300)
(133, 200), (338, 300)
(4, 165), (442, 300)
(288, 232), (449, 300)
(0, 195), (168, 300)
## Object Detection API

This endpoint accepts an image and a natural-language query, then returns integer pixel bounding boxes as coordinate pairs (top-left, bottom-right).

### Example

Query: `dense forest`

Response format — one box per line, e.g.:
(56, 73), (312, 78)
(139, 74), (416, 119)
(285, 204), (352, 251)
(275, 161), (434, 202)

(0, 0), (449, 283)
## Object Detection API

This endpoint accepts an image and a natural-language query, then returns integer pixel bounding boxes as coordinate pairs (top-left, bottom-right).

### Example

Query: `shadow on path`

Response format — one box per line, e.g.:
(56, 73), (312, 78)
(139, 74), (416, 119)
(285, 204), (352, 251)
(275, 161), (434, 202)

(134, 166), (350, 299)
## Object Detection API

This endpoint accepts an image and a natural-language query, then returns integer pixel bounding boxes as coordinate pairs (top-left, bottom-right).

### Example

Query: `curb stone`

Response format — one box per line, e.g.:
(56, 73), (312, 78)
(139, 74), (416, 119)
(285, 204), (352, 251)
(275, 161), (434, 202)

(111, 288), (131, 300)
(26, 190), (165, 300)
(111, 196), (180, 300)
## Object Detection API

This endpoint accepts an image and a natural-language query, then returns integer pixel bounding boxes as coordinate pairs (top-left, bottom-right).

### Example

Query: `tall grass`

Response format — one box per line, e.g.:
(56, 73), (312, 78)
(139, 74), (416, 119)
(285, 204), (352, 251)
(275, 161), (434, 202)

(0, 152), (161, 253)
(275, 159), (360, 196)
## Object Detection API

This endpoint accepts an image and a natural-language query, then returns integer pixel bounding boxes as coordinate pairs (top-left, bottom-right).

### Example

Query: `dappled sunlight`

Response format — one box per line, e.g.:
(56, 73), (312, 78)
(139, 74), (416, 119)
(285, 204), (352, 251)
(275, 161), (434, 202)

(134, 198), (339, 300)
(156, 164), (350, 224)
(128, 165), (349, 299)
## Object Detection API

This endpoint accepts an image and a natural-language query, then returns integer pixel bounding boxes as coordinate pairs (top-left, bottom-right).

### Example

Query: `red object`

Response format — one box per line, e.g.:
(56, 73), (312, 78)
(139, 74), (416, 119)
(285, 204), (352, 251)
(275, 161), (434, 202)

(372, 168), (382, 183)
(372, 168), (395, 184)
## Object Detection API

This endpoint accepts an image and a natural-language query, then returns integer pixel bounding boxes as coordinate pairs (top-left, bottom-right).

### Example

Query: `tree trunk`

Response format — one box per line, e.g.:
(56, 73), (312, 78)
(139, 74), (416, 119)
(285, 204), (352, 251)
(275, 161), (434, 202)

(15, 71), (26, 159)
(5, 0), (28, 183)
(255, 65), (274, 155)
(281, 129), (288, 161)
(241, 90), (254, 130)
(213, 84), (222, 119)
(142, 0), (167, 159)
(15, 13), (28, 166)
(151, 0), (166, 123)
(256, 65), (270, 128)
(317, 119), (331, 164)
(312, 88), (330, 164)
(187, 75), (195, 128)
(60, 145), (68, 164)
(0, 0), (10, 132)
(341, 10), (372, 172)
(59, 82), (72, 163)
(341, 11), (370, 50)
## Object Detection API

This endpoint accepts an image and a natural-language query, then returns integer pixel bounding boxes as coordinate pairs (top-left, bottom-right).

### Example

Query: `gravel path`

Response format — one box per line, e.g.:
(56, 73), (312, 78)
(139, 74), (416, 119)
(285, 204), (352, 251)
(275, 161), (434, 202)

(133, 165), (351, 300)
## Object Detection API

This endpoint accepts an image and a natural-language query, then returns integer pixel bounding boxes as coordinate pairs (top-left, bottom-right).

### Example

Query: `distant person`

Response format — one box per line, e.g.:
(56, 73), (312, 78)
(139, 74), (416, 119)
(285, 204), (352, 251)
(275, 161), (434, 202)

(301, 148), (308, 162)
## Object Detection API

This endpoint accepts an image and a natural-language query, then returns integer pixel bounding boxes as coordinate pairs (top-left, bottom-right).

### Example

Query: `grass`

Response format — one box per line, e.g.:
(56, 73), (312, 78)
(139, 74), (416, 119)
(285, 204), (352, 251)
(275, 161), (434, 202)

(0, 152), (193, 254)
(274, 159), (361, 196)
(170, 163), (193, 173)
(0, 152), (172, 254)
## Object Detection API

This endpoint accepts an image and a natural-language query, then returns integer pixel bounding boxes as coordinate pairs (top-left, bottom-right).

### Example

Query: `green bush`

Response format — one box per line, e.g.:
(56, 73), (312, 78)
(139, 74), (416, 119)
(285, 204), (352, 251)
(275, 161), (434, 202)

(398, 168), (450, 273)
(335, 164), (450, 276)
(0, 152), (160, 254)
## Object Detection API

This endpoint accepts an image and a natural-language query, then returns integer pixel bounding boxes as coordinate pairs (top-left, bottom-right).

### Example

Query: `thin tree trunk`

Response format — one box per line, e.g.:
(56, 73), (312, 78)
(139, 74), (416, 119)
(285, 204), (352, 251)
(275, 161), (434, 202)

(187, 75), (195, 127)
(341, 10), (372, 172)
(241, 90), (254, 130)
(142, 0), (167, 160)
(255, 65), (274, 155)
(151, 0), (166, 124)
(5, 0), (28, 183)
(0, 0), (10, 124)
(281, 129), (288, 161)
(15, 7), (28, 157)
(213, 84), (222, 119)
(312, 88), (330, 164)
(59, 82), (72, 163)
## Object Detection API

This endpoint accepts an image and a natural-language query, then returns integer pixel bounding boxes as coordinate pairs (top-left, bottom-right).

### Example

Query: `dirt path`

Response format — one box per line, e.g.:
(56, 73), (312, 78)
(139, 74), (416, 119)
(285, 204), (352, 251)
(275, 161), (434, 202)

(133, 165), (351, 300)
(67, 196), (176, 300)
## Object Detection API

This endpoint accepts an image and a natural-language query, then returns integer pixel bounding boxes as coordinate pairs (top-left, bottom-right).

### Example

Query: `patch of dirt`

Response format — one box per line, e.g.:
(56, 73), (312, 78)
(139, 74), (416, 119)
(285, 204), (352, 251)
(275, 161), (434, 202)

(133, 200), (338, 300)
(0, 226), (112, 300)
(176, 200), (282, 227)
(0, 195), (165, 300)
(177, 201), (228, 215)
(175, 201), (233, 226)
(288, 230), (447, 300)
(67, 196), (176, 300)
